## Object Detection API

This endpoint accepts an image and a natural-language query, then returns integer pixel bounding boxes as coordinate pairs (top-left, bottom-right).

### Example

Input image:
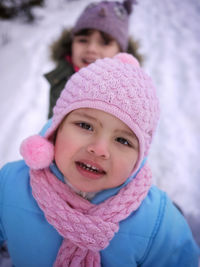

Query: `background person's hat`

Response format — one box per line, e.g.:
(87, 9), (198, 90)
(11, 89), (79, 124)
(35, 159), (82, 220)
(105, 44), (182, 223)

(72, 0), (137, 51)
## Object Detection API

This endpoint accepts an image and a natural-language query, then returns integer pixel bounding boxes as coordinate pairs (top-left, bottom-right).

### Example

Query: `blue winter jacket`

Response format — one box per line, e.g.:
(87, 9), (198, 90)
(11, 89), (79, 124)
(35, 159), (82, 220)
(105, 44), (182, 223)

(0, 160), (199, 267)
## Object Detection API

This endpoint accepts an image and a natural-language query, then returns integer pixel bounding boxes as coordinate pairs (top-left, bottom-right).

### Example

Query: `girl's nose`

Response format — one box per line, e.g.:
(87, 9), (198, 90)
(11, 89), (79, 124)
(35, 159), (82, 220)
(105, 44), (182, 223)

(87, 140), (110, 159)
(87, 41), (99, 53)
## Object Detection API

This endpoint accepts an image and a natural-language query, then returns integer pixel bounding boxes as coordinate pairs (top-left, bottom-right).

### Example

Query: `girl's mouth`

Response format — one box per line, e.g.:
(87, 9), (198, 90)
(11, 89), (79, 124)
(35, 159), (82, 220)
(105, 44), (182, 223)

(75, 161), (106, 178)
(82, 58), (97, 65)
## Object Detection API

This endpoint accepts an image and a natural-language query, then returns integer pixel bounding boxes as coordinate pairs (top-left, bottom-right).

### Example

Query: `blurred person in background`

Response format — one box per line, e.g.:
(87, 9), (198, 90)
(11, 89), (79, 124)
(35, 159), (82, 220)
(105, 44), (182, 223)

(44, 0), (143, 118)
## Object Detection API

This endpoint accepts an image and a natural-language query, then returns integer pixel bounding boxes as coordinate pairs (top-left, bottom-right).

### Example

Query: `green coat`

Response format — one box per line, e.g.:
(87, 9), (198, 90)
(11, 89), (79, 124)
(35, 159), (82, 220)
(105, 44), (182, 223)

(44, 60), (75, 118)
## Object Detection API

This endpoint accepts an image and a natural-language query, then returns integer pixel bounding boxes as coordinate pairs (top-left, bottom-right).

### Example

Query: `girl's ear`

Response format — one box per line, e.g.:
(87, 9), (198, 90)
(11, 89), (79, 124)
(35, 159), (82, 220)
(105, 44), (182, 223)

(20, 135), (54, 170)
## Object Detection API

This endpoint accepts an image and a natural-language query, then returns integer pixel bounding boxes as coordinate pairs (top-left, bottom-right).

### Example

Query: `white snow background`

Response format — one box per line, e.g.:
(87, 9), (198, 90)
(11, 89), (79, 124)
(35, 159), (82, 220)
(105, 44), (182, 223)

(0, 0), (199, 253)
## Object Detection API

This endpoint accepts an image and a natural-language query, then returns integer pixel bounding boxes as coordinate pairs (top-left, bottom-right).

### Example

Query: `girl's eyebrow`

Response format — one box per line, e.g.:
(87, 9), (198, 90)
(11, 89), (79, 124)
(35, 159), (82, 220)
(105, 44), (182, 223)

(71, 111), (100, 123)
(116, 129), (138, 141)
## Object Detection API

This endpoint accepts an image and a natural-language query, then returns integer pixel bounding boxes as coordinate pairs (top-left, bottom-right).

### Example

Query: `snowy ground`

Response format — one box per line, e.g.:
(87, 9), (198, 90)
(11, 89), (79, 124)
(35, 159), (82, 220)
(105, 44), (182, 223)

(0, 0), (199, 262)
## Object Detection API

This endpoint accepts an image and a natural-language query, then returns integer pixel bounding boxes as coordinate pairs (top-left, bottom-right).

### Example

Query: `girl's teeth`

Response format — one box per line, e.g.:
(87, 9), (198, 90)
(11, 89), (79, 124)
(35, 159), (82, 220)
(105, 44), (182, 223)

(80, 163), (99, 173)
(85, 163), (96, 170)
(85, 166), (97, 172)
(86, 164), (92, 168)
(77, 161), (105, 174)
(84, 59), (95, 64)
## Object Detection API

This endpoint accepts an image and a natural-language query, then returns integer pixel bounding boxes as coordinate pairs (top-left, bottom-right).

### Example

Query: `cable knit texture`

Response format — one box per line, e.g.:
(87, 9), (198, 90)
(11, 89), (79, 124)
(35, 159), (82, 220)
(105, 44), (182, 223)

(30, 164), (152, 266)
(45, 53), (160, 173)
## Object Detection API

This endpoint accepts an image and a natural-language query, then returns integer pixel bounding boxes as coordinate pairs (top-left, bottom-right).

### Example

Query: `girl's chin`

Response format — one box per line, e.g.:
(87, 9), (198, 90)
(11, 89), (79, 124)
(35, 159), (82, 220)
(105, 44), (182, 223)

(67, 181), (98, 200)
(64, 177), (99, 195)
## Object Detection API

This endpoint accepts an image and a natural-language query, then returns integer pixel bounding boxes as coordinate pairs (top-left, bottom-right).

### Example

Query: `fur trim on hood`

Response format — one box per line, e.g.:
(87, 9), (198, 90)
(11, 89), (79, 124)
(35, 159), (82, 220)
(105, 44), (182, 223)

(48, 28), (144, 65)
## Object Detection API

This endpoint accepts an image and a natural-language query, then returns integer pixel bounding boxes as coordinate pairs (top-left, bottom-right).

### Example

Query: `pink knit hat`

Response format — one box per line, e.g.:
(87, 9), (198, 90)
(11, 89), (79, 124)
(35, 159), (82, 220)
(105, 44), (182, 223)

(21, 53), (159, 174)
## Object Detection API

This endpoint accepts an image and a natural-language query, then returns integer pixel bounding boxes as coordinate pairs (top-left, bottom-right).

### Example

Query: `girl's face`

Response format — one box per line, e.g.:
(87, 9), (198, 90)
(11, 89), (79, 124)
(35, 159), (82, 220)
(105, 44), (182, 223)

(54, 108), (139, 193)
(71, 30), (120, 69)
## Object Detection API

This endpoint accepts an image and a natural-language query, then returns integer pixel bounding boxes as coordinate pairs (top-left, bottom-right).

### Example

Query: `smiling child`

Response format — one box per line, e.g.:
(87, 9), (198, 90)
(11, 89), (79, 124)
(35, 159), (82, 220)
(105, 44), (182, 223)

(0, 53), (199, 266)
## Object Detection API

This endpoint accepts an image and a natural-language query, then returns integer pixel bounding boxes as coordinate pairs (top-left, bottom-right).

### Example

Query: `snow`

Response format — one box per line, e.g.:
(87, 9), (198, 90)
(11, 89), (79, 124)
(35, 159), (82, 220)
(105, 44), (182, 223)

(0, 0), (199, 249)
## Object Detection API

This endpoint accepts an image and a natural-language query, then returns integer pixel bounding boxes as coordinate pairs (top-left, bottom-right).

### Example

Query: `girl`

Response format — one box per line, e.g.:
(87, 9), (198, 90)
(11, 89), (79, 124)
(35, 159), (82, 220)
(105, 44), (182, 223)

(0, 53), (199, 266)
(45, 0), (143, 118)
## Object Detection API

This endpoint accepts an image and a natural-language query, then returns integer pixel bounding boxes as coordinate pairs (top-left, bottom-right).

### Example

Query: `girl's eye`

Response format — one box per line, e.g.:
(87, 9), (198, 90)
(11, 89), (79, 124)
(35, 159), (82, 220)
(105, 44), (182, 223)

(101, 33), (115, 46)
(77, 122), (93, 131)
(116, 137), (131, 147)
(77, 37), (88, 43)
(103, 41), (110, 46)
(100, 38), (112, 46)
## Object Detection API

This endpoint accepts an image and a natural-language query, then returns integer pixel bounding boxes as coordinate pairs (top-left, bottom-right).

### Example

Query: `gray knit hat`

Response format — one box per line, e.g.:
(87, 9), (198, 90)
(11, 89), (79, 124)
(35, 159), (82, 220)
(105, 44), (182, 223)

(72, 0), (137, 51)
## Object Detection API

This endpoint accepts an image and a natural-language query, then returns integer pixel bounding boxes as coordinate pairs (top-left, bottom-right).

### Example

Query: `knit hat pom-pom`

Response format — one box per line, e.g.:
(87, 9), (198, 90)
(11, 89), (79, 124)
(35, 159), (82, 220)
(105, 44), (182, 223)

(114, 53), (140, 67)
(20, 135), (54, 170)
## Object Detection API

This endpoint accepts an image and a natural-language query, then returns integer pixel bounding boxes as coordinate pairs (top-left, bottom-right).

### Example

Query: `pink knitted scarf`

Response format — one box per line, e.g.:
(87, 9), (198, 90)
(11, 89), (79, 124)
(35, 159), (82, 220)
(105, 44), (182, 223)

(30, 164), (152, 267)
